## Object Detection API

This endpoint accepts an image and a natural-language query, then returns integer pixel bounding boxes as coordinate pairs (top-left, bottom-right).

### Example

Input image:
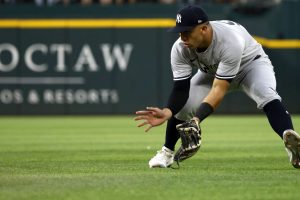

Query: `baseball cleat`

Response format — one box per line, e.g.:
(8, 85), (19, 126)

(283, 129), (300, 169)
(149, 146), (174, 168)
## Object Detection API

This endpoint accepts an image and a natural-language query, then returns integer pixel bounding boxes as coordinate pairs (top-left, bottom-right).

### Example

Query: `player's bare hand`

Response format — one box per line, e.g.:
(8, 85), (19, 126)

(134, 107), (172, 132)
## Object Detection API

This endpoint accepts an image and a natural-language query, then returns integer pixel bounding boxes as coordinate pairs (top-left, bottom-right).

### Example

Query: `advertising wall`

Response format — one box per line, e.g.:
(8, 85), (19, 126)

(0, 24), (177, 114)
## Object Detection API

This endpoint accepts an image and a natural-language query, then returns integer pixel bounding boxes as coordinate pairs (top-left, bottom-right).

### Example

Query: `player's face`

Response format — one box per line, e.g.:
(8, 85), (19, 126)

(180, 24), (208, 49)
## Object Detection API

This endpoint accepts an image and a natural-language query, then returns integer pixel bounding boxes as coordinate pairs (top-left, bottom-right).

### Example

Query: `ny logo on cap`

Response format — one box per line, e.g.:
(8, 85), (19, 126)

(176, 14), (182, 23)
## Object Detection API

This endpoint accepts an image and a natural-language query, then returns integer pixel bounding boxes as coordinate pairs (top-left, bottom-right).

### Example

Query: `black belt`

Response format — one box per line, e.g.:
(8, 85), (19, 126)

(253, 55), (261, 61)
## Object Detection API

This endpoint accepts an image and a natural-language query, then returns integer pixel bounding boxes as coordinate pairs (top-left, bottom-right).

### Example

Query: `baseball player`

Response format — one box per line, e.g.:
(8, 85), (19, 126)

(135, 5), (300, 169)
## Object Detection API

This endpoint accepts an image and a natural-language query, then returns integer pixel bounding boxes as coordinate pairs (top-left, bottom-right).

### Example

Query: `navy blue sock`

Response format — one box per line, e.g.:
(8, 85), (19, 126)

(263, 99), (294, 138)
(164, 116), (184, 151)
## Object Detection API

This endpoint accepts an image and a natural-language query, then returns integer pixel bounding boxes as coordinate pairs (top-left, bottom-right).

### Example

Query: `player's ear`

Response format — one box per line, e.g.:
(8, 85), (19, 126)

(201, 22), (210, 32)
(201, 24), (208, 32)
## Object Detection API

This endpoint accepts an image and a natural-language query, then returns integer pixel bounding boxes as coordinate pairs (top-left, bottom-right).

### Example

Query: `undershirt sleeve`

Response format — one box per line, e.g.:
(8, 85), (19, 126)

(166, 77), (191, 116)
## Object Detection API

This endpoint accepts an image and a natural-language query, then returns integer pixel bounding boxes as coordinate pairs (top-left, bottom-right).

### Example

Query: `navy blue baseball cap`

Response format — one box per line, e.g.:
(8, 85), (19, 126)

(168, 5), (209, 33)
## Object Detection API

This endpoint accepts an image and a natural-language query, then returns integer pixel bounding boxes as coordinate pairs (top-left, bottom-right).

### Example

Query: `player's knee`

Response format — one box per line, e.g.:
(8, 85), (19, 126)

(256, 88), (281, 109)
(249, 84), (281, 109)
(175, 109), (194, 121)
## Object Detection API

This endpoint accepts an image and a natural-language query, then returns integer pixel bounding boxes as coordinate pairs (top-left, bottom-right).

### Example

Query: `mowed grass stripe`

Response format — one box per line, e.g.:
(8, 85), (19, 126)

(0, 115), (299, 200)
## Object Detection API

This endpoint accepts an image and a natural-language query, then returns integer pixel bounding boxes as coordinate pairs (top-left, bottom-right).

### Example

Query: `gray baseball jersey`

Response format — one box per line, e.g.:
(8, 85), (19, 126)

(170, 20), (282, 120)
(171, 20), (266, 81)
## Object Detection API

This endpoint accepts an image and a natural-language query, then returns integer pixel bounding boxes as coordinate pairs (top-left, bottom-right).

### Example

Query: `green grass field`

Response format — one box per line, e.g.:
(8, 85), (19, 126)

(0, 115), (300, 200)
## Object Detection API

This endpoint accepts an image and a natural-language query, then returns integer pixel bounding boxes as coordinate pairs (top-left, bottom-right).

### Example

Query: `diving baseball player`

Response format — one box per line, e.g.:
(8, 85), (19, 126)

(135, 5), (300, 169)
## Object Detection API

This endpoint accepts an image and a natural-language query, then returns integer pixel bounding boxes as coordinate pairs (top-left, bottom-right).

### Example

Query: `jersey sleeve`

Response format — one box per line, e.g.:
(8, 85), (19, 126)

(170, 40), (193, 81)
(215, 35), (245, 80)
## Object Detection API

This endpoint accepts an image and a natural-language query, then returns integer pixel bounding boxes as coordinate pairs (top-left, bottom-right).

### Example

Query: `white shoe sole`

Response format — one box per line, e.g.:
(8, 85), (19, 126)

(283, 130), (300, 168)
(149, 162), (173, 168)
(149, 165), (167, 168)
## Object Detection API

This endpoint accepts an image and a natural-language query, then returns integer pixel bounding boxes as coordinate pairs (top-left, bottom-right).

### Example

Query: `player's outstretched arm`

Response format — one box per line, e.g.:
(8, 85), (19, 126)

(135, 107), (172, 132)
